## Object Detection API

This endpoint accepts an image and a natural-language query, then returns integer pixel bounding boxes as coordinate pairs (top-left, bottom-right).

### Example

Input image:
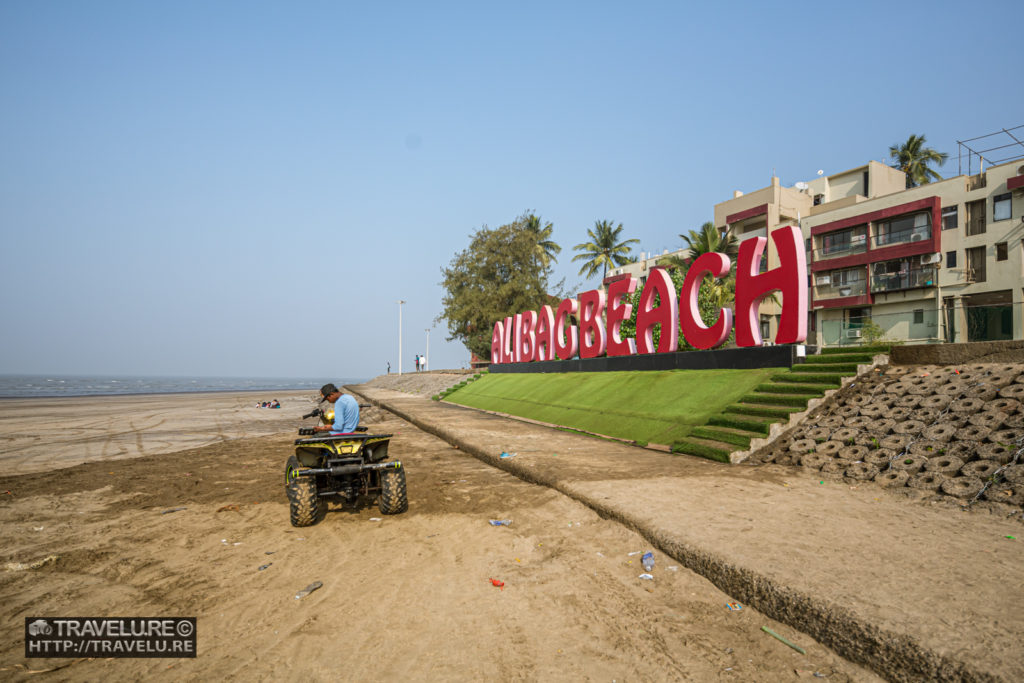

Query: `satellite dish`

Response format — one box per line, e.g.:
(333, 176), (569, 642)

(794, 182), (809, 190)
(817, 169), (824, 176)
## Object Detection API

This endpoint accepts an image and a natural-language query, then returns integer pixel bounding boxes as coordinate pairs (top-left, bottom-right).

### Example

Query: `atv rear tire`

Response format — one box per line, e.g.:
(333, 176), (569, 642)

(285, 455), (320, 527)
(378, 466), (408, 514)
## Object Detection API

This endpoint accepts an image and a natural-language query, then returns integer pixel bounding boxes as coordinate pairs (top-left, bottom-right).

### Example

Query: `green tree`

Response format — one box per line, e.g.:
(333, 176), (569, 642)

(659, 221), (738, 311)
(889, 134), (948, 188)
(524, 213), (561, 269)
(572, 220), (640, 280)
(438, 215), (562, 361)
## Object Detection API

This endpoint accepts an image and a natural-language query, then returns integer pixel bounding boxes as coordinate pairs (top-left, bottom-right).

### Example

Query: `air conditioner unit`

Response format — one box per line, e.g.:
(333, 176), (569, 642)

(815, 275), (831, 286)
(921, 253), (941, 265)
(910, 234), (925, 242)
(846, 329), (863, 339)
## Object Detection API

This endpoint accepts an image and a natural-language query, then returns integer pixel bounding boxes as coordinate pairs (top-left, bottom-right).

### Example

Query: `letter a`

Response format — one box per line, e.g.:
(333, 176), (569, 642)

(490, 320), (504, 364)
(634, 268), (678, 354)
(534, 305), (555, 361)
(734, 226), (807, 346)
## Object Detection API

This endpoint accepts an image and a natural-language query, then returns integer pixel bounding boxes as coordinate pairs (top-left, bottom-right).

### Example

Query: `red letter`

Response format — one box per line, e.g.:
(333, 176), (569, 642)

(518, 310), (537, 362)
(502, 316), (514, 363)
(534, 305), (555, 361)
(512, 313), (523, 362)
(490, 320), (504, 364)
(606, 277), (637, 356)
(679, 253), (733, 350)
(634, 268), (678, 354)
(734, 226), (808, 346)
(554, 298), (578, 360)
(578, 289), (607, 359)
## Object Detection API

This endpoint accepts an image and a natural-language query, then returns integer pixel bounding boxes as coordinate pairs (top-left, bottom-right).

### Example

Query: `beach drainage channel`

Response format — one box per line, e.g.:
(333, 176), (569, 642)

(348, 386), (991, 683)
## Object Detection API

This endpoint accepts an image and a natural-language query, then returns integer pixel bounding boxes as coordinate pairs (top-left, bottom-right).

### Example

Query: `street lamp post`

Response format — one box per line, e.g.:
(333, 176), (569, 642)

(425, 328), (430, 372)
(397, 300), (406, 375)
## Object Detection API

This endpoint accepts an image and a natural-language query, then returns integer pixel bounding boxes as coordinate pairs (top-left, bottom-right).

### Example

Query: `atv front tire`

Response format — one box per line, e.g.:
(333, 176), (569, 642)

(285, 455), (320, 527)
(378, 466), (408, 514)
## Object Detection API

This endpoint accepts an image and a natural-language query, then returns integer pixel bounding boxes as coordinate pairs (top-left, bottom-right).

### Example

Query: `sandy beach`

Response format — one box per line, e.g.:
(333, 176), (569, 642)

(0, 384), (882, 681)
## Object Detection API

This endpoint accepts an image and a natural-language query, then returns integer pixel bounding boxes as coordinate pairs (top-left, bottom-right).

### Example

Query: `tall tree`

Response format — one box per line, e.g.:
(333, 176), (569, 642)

(659, 221), (738, 309)
(572, 220), (640, 280)
(438, 215), (562, 361)
(524, 213), (561, 269)
(889, 134), (948, 188)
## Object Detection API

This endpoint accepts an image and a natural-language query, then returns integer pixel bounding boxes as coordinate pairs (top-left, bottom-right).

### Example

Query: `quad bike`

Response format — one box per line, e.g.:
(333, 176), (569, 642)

(284, 405), (407, 527)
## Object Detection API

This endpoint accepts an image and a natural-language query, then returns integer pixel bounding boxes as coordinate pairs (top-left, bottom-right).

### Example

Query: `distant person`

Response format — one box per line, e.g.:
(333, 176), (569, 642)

(271, 399), (281, 409)
(387, 361), (391, 374)
(313, 383), (360, 434)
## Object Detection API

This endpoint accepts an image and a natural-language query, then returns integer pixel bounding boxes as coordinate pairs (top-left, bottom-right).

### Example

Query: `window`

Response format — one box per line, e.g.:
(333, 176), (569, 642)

(966, 199), (986, 235)
(819, 226), (867, 257)
(997, 242), (1008, 261)
(813, 194), (824, 206)
(871, 258), (936, 292)
(947, 251), (957, 268)
(863, 171), (869, 197)
(941, 206), (958, 230)
(913, 309), (924, 324)
(966, 246), (986, 282)
(875, 212), (930, 247)
(994, 193), (1012, 221)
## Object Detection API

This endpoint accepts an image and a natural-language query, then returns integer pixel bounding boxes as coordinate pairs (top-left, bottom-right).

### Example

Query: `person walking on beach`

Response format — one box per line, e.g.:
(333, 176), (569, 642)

(312, 383), (360, 434)
(387, 361), (391, 374)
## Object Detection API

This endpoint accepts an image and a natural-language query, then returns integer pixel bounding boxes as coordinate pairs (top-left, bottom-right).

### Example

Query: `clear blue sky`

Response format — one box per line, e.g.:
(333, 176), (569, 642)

(1, 1), (1020, 379)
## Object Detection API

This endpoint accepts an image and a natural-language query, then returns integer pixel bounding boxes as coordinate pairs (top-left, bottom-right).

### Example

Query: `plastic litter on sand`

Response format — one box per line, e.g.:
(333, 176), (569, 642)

(294, 581), (323, 600)
(489, 578), (505, 590)
(727, 602), (743, 611)
(638, 573), (654, 580)
(500, 452), (517, 459)
(489, 519), (512, 526)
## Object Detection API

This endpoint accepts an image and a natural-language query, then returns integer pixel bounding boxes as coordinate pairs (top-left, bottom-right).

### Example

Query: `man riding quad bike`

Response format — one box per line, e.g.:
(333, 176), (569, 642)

(284, 384), (408, 527)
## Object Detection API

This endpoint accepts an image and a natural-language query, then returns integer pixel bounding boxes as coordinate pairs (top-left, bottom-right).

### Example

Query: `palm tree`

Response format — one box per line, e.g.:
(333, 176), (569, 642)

(889, 134), (948, 188)
(659, 221), (737, 270)
(572, 220), (640, 280)
(524, 213), (561, 269)
(658, 222), (744, 311)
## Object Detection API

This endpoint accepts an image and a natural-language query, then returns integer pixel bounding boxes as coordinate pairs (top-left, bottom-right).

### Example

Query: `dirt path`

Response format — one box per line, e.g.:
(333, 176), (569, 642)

(0, 403), (877, 681)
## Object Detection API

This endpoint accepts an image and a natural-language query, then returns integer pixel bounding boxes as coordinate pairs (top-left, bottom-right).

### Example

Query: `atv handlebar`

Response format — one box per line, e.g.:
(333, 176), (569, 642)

(301, 408), (323, 420)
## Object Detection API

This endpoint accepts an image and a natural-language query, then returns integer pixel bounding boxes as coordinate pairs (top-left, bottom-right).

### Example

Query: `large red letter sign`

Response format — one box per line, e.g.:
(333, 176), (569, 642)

(502, 316), (515, 363)
(606, 277), (638, 356)
(635, 268), (678, 354)
(578, 289), (607, 359)
(734, 225), (807, 346)
(554, 298), (579, 361)
(534, 305), (555, 361)
(490, 320), (504, 364)
(679, 253), (733, 350)
(517, 310), (537, 362)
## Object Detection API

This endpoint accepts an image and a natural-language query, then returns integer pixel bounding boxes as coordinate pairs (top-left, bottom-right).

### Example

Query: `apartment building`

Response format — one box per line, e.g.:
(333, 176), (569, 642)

(803, 159), (1024, 346)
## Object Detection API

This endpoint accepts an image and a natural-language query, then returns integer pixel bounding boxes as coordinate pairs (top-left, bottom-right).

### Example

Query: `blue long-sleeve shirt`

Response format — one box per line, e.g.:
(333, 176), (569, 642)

(330, 394), (360, 433)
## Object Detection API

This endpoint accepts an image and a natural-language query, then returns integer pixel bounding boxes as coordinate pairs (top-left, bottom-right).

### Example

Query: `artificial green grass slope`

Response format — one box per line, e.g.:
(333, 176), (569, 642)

(444, 368), (786, 445)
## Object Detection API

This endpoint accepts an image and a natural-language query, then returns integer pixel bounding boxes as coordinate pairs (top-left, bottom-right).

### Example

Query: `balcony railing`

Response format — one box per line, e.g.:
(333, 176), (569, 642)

(814, 279), (867, 300)
(872, 225), (931, 249)
(870, 266), (937, 293)
(813, 240), (868, 261)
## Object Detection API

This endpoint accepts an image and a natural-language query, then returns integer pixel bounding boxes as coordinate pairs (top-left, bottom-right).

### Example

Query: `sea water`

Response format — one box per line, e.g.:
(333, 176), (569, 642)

(0, 375), (367, 399)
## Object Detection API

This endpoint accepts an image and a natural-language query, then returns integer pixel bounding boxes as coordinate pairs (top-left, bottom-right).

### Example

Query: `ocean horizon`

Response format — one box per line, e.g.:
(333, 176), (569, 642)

(0, 374), (369, 399)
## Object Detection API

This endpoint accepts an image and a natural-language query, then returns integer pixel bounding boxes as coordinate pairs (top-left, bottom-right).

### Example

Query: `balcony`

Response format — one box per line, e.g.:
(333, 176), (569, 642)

(814, 239), (868, 261)
(814, 279), (867, 300)
(870, 265), (937, 293)
(872, 224), (931, 249)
